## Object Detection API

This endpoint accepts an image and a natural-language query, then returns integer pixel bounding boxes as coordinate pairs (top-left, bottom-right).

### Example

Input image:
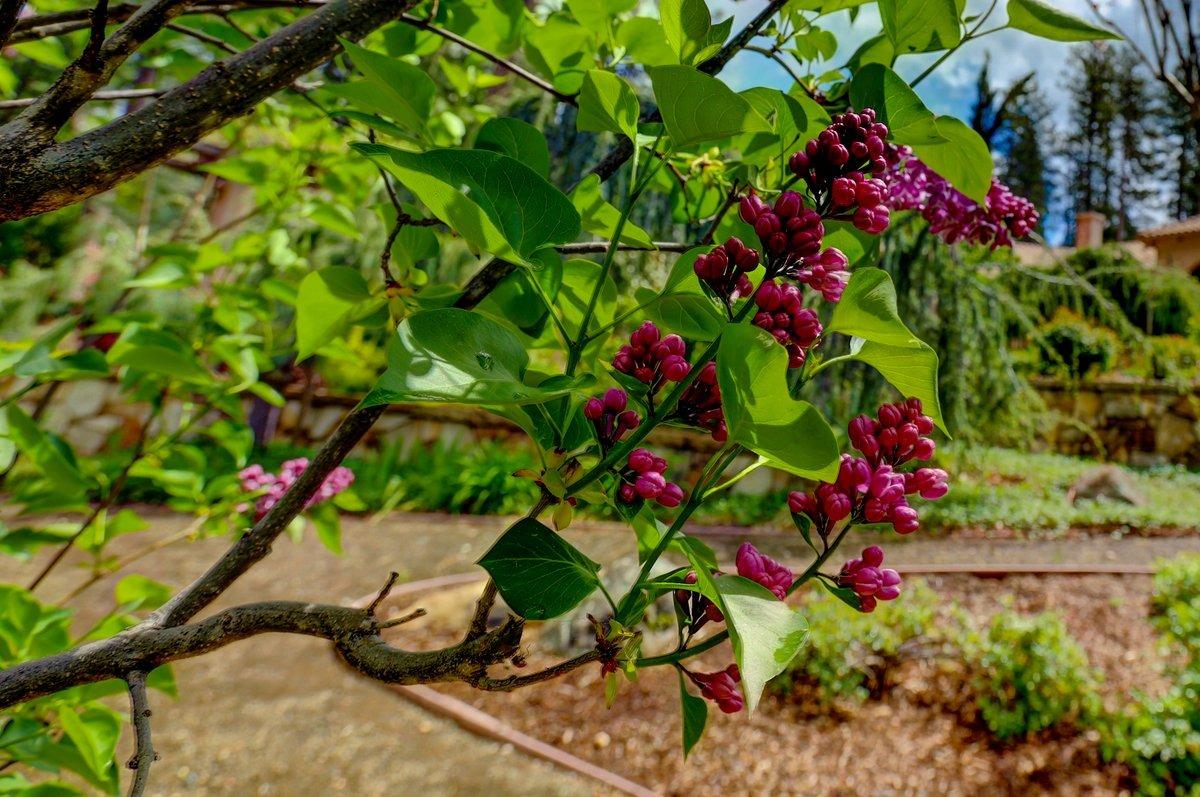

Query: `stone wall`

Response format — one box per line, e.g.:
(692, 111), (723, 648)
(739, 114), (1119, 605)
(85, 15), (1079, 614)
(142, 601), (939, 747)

(30, 378), (1200, 473)
(1033, 378), (1200, 467)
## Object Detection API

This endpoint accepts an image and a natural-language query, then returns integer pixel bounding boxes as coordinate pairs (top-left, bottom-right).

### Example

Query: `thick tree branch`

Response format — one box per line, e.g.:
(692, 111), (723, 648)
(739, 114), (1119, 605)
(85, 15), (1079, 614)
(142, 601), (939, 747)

(124, 670), (156, 797)
(0, 0), (23, 50)
(152, 404), (386, 627)
(0, 0), (420, 221)
(0, 600), (524, 709)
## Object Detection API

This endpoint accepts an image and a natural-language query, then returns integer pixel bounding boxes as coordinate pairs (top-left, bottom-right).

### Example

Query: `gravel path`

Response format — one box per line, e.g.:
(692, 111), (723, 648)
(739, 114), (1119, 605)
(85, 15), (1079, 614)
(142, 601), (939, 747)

(2, 509), (1196, 795)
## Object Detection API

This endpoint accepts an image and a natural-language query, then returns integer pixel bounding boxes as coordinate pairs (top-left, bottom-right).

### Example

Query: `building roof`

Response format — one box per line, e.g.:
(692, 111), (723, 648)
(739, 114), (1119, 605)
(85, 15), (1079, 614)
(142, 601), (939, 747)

(1012, 240), (1154, 268)
(1138, 215), (1200, 241)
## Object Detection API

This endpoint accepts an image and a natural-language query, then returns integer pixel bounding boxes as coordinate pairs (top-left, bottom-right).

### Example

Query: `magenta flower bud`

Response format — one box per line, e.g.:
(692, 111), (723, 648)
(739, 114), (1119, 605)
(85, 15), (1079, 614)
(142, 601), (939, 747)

(661, 355), (690, 382)
(635, 471), (666, 499)
(822, 491), (852, 521)
(915, 415), (935, 435)
(897, 422), (920, 449)
(862, 545), (884, 568)
(617, 410), (640, 429)
(739, 193), (768, 223)
(774, 190), (802, 218)
(831, 177), (857, 207)
(788, 490), (816, 515)
(603, 389), (627, 412)
(583, 398), (604, 420)
(735, 542), (794, 600)
(890, 504), (919, 534)
(651, 455), (668, 473)
(693, 665), (743, 714)
(755, 280), (782, 310)
(619, 483), (637, 503)
(914, 438), (936, 460)
(658, 482), (684, 508)
(878, 403), (903, 427)
(863, 498), (888, 523)
(628, 448), (655, 473)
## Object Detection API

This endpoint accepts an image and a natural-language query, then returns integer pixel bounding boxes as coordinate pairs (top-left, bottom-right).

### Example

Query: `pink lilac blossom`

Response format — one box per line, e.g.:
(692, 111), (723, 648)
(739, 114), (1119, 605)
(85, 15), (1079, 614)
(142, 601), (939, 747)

(884, 147), (1038, 248)
(238, 459), (354, 520)
(735, 542), (794, 600)
(837, 545), (902, 613)
(691, 664), (744, 713)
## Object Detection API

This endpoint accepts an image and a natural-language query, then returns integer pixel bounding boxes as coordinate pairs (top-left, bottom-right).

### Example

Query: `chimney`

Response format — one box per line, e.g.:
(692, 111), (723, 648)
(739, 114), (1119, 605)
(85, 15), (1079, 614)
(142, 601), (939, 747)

(1075, 211), (1105, 249)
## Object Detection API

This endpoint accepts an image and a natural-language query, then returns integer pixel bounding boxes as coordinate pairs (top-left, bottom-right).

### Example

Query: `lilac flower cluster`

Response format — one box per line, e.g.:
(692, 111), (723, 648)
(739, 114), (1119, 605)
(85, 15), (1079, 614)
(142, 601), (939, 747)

(884, 148), (1038, 248)
(837, 545), (902, 613)
(673, 362), (727, 443)
(788, 398), (948, 541)
(583, 388), (640, 450)
(691, 664), (744, 714)
(616, 448), (684, 508)
(753, 279), (824, 368)
(612, 321), (691, 393)
(238, 459), (354, 521)
(692, 237), (758, 302)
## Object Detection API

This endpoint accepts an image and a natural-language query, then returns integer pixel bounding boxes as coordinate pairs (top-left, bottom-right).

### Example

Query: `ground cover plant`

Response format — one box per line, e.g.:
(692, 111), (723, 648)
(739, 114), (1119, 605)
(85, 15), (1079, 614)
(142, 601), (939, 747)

(0, 0), (1133, 793)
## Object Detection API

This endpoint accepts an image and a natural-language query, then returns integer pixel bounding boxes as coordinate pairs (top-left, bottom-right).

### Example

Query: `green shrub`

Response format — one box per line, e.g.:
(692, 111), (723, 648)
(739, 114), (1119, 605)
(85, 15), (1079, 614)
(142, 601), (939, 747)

(772, 580), (942, 703)
(1150, 554), (1200, 662)
(1107, 667), (1200, 797)
(967, 610), (1101, 740)
(1035, 309), (1120, 378)
(1144, 336), (1200, 381)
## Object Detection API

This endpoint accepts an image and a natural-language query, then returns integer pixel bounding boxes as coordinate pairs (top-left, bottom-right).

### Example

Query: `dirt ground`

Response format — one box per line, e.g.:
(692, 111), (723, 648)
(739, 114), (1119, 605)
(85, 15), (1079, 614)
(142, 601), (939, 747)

(2, 509), (1197, 795)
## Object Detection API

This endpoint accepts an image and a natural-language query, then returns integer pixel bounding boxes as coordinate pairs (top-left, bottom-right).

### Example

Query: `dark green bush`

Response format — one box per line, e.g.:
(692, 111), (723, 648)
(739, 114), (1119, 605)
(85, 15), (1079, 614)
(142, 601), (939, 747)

(771, 580), (943, 703)
(1150, 554), (1200, 663)
(1035, 309), (1119, 377)
(966, 609), (1101, 740)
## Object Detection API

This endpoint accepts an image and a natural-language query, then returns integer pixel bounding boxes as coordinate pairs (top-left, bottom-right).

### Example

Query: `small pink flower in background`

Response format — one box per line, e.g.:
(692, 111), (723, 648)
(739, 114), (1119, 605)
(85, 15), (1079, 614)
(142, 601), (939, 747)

(238, 458), (354, 520)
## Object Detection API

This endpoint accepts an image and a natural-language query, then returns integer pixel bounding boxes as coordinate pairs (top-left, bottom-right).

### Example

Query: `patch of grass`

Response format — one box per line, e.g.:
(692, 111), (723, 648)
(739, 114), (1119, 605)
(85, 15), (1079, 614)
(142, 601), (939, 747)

(923, 445), (1200, 533)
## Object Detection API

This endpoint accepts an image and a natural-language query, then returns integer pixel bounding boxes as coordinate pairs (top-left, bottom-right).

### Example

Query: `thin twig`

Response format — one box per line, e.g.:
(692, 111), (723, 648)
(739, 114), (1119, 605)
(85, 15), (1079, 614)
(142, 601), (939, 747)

(125, 670), (157, 797)
(0, 88), (164, 110)
(476, 649), (603, 691)
(81, 0), (111, 70)
(398, 13), (576, 105)
(377, 607), (426, 629)
(366, 571), (400, 616)
(555, 241), (693, 254)
(167, 21), (240, 54)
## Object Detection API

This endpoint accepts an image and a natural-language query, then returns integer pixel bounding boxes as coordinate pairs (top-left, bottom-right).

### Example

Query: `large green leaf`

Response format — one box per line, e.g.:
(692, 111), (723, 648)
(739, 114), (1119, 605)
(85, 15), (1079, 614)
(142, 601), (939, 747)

(1006, 0), (1120, 41)
(363, 309), (586, 407)
(3, 406), (89, 495)
(716, 324), (840, 480)
(878, 0), (961, 54)
(912, 116), (994, 203)
(616, 16), (677, 66)
(848, 338), (946, 434)
(660, 0), (731, 64)
(647, 66), (771, 148)
(56, 706), (121, 784)
(676, 539), (808, 714)
(477, 517), (600, 620)
(354, 144), (581, 265)
(294, 267), (378, 361)
(848, 64), (943, 145)
(442, 0), (525, 55)
(475, 117), (551, 178)
(576, 70), (640, 140)
(826, 267), (922, 346)
(340, 41), (436, 137)
(570, 174), (655, 248)
(524, 13), (595, 94)
(825, 269), (947, 432)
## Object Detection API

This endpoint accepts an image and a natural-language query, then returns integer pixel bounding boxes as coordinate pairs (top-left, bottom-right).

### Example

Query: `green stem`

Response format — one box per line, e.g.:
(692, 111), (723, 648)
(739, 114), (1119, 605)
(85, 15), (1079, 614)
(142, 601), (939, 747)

(567, 299), (757, 499)
(615, 442), (742, 622)
(635, 523), (856, 668)
(566, 142), (665, 375)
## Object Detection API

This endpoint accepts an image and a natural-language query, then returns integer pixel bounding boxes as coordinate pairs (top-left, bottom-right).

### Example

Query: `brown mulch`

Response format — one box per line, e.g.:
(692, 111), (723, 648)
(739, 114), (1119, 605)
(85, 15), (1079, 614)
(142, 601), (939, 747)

(391, 574), (1165, 796)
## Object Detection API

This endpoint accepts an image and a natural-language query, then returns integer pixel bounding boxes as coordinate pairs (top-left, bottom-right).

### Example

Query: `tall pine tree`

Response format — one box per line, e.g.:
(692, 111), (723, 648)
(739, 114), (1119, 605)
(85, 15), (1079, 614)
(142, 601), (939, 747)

(1060, 45), (1161, 240)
